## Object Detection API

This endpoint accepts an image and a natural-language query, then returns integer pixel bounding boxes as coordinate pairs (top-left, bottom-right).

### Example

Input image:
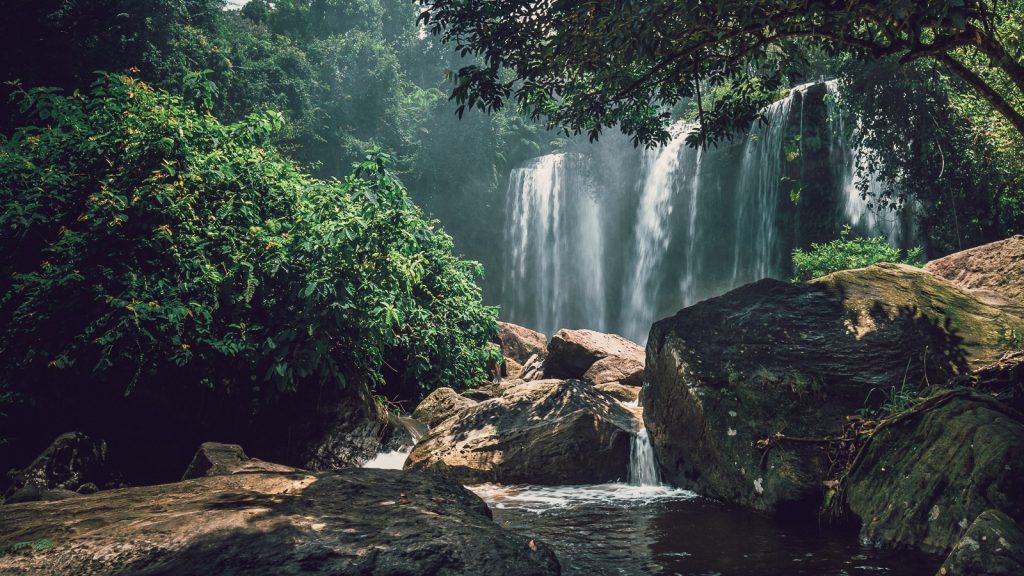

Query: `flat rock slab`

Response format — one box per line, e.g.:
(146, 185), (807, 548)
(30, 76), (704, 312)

(0, 469), (560, 576)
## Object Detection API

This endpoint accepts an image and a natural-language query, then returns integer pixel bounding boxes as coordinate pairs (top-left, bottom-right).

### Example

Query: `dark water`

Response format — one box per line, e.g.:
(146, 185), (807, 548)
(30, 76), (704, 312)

(469, 484), (942, 576)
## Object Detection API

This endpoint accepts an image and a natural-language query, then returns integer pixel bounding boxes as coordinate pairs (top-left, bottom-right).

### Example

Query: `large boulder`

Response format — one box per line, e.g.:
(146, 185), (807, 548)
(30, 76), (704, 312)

(544, 329), (644, 380)
(644, 264), (1024, 515)
(497, 322), (548, 364)
(411, 387), (477, 428)
(406, 379), (636, 485)
(0, 468), (560, 576)
(925, 235), (1024, 306)
(181, 442), (299, 480)
(847, 395), (1024, 552)
(3, 432), (122, 503)
(937, 510), (1024, 576)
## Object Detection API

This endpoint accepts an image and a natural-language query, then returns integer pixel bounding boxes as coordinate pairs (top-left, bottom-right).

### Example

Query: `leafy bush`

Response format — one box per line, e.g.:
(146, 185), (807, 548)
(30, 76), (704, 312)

(791, 226), (923, 281)
(0, 74), (499, 411)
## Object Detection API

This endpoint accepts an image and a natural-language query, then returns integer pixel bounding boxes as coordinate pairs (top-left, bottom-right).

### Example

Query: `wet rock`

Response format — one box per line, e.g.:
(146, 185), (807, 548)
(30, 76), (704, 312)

(497, 322), (548, 364)
(644, 264), (1024, 515)
(847, 396), (1024, 552)
(412, 387), (477, 428)
(584, 355), (644, 387)
(544, 329), (644, 380)
(406, 379), (636, 485)
(0, 468), (560, 576)
(181, 442), (299, 480)
(937, 509), (1024, 576)
(594, 383), (641, 403)
(925, 235), (1024, 306)
(3, 432), (121, 502)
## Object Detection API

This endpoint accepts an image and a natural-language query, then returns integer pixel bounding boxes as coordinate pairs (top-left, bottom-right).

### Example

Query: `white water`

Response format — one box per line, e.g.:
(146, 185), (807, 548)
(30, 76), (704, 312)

(500, 82), (910, 343)
(629, 427), (661, 486)
(469, 482), (695, 514)
(362, 417), (427, 470)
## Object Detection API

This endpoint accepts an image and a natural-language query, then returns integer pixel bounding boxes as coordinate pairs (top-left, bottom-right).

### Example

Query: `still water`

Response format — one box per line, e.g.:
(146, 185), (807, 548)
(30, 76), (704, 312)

(469, 483), (942, 576)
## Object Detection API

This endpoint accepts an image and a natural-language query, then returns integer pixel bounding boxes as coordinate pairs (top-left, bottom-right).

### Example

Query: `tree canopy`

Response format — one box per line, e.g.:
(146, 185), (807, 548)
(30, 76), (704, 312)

(418, 0), (1024, 146)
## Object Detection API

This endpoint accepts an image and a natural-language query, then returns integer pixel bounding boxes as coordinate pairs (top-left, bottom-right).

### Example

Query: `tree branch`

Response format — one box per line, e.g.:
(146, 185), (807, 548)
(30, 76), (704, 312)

(937, 53), (1024, 136)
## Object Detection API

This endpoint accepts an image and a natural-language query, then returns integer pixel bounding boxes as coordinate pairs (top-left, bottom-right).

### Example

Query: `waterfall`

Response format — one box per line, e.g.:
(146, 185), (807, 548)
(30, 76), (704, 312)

(499, 82), (909, 343)
(629, 427), (661, 486)
(362, 416), (427, 470)
(503, 154), (606, 337)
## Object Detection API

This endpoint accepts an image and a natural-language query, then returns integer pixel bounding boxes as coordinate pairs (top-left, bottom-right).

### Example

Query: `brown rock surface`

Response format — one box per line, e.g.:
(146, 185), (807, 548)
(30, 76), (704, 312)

(181, 442), (299, 480)
(411, 387), (477, 428)
(584, 355), (644, 387)
(544, 329), (644, 380)
(925, 235), (1024, 305)
(0, 468), (560, 576)
(497, 322), (548, 363)
(406, 379), (636, 485)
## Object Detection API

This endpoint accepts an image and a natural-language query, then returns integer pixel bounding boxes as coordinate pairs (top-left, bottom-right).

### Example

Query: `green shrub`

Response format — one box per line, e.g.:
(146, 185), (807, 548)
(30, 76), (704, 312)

(791, 226), (923, 282)
(0, 73), (499, 411)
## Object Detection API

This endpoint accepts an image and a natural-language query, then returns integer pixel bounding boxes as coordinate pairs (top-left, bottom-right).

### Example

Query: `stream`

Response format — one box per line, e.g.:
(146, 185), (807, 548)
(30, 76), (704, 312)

(468, 483), (942, 576)
(365, 417), (943, 575)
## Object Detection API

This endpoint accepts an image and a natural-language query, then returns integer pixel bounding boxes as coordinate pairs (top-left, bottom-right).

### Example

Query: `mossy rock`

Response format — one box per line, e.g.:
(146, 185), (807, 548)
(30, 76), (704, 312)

(847, 396), (1024, 553)
(644, 263), (1024, 516)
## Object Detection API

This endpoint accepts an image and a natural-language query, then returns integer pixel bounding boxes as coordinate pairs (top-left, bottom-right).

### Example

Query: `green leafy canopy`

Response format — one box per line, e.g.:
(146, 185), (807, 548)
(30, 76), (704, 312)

(0, 73), (500, 410)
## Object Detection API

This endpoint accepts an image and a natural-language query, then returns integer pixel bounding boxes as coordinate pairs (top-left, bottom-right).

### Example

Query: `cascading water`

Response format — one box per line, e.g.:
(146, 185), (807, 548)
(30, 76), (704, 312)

(503, 154), (606, 337)
(628, 427), (661, 486)
(499, 82), (910, 343)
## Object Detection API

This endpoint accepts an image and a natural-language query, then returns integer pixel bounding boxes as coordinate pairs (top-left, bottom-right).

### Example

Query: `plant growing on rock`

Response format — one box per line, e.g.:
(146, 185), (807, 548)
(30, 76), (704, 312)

(791, 226), (923, 281)
(0, 74), (500, 421)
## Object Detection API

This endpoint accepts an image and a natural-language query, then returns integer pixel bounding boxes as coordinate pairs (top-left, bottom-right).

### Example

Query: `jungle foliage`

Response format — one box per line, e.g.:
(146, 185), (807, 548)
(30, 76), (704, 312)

(0, 74), (499, 412)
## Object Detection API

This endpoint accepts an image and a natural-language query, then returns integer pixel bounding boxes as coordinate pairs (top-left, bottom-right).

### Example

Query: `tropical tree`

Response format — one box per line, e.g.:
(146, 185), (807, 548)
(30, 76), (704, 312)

(417, 0), (1024, 146)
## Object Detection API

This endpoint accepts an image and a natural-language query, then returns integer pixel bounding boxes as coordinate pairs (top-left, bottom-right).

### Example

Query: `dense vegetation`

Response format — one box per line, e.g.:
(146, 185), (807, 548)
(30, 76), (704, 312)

(0, 73), (499, 414)
(791, 226), (923, 281)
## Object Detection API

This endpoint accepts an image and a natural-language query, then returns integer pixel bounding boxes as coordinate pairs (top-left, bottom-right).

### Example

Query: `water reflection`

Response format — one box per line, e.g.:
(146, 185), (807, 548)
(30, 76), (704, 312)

(469, 484), (941, 576)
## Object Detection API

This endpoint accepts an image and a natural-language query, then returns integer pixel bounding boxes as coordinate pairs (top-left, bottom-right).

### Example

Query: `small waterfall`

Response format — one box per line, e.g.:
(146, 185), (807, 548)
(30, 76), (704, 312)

(362, 416), (427, 470)
(629, 427), (661, 486)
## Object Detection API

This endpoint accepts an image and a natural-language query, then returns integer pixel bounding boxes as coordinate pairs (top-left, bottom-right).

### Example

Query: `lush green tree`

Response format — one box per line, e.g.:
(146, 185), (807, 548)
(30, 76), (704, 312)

(417, 0), (1024, 146)
(0, 74), (500, 416)
(833, 58), (1024, 254)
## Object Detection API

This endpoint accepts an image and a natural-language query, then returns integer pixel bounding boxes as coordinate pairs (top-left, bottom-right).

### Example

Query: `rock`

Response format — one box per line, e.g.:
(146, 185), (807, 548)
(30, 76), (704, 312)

(957, 351), (1024, 413)
(411, 387), (477, 428)
(644, 264), (1024, 515)
(937, 510), (1024, 576)
(0, 468), (560, 576)
(406, 379), (636, 485)
(506, 357), (525, 379)
(2, 432), (121, 502)
(594, 383), (641, 403)
(497, 322), (548, 364)
(544, 329), (645, 380)
(181, 442), (299, 481)
(584, 355), (644, 387)
(847, 395), (1024, 552)
(5, 486), (82, 504)
(925, 235), (1024, 305)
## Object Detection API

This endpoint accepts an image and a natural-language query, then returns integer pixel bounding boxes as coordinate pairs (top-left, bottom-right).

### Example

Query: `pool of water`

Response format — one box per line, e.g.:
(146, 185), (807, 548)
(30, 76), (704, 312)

(469, 483), (943, 576)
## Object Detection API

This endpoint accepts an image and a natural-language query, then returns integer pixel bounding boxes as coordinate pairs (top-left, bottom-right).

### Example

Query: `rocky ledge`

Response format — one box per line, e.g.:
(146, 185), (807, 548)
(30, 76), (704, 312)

(0, 467), (560, 576)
